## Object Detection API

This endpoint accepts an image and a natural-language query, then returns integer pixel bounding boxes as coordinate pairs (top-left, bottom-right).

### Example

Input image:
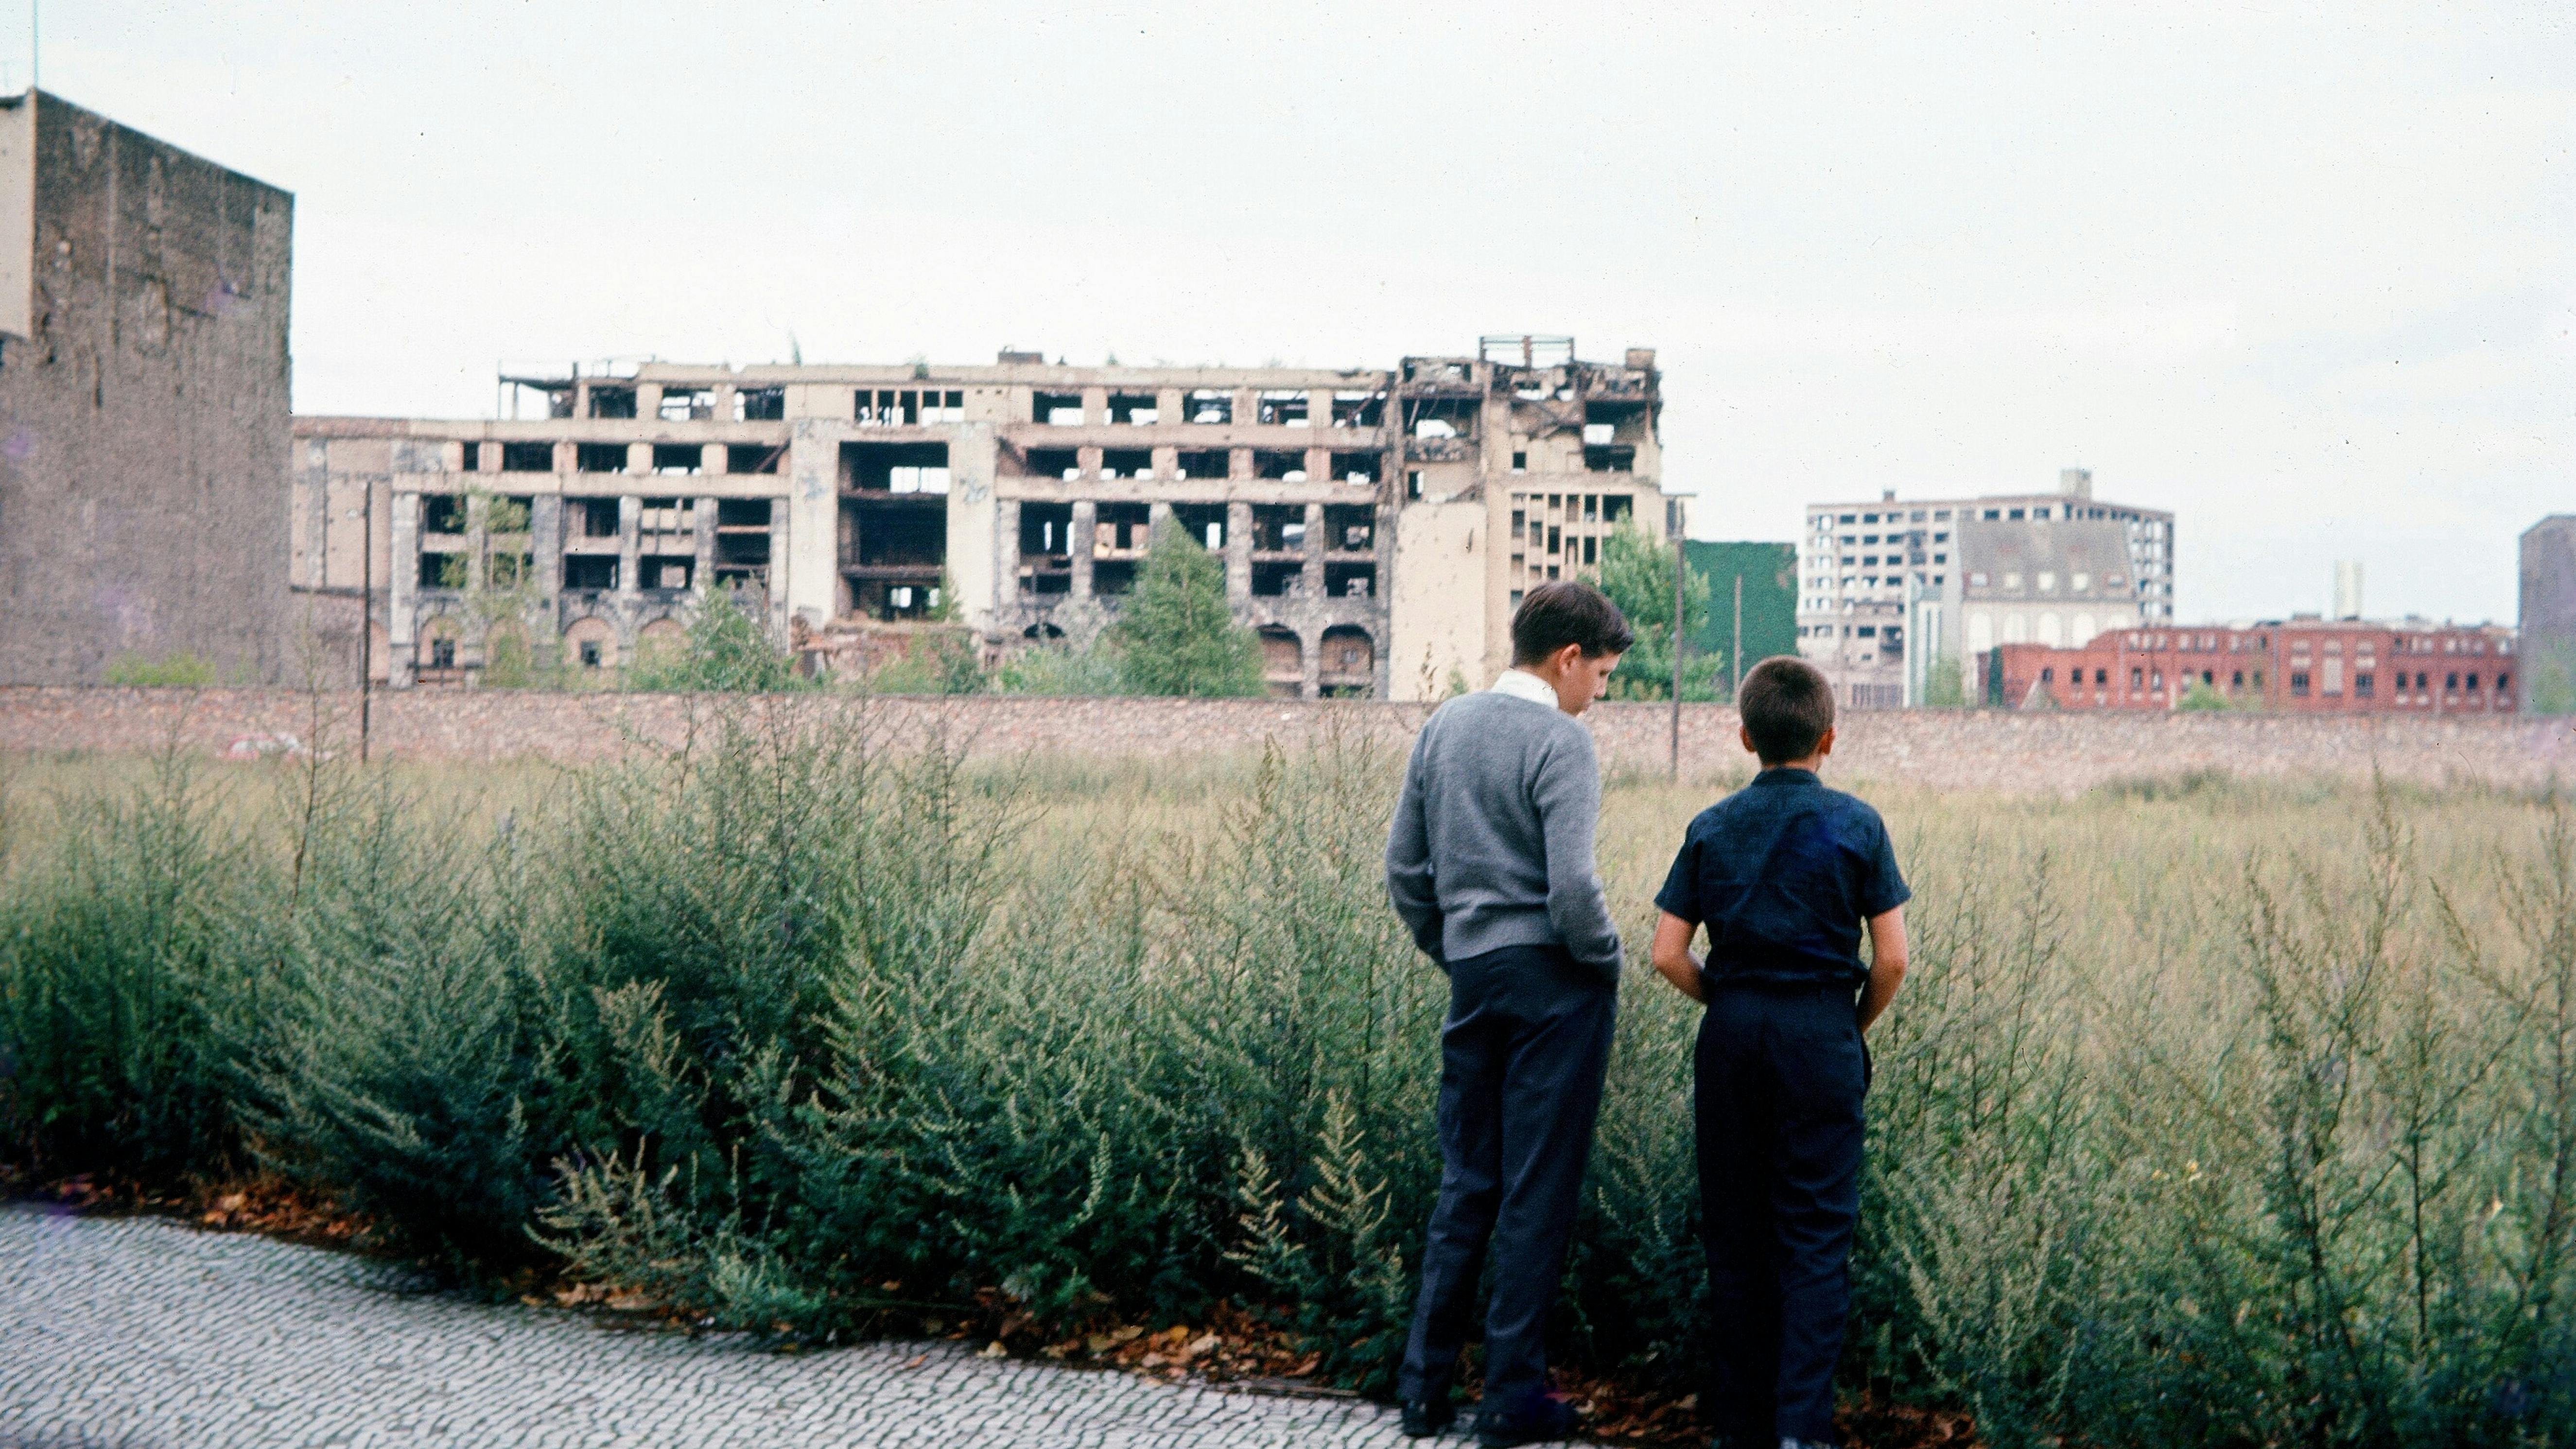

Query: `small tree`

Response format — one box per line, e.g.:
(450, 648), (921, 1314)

(2177, 679), (2233, 712)
(625, 589), (805, 693)
(1923, 655), (1967, 709)
(1595, 522), (1725, 700)
(1106, 529), (1265, 697)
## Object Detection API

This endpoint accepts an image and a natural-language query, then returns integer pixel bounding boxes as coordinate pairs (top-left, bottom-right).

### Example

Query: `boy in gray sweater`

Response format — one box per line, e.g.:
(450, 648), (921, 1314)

(1386, 580), (1633, 1448)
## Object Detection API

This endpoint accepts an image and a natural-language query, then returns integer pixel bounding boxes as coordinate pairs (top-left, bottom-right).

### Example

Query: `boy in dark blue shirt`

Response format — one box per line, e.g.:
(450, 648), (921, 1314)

(1649, 656), (1910, 1449)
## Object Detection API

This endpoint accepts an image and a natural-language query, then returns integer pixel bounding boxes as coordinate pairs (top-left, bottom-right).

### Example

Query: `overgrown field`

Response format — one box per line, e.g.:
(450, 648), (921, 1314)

(4, 709), (2575, 1448)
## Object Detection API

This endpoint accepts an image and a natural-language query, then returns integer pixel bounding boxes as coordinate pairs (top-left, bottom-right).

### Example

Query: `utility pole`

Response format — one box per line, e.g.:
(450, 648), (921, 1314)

(1731, 572), (1743, 703)
(1669, 513), (1685, 781)
(359, 480), (373, 763)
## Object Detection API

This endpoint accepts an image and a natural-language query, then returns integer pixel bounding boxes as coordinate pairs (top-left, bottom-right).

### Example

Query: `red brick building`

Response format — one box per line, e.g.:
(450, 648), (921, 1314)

(1993, 618), (2519, 713)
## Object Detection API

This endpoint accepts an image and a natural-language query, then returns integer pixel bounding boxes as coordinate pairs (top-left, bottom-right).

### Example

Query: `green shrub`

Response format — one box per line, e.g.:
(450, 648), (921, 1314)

(102, 652), (221, 688)
(1105, 531), (1265, 697)
(625, 591), (807, 693)
(992, 642), (1125, 697)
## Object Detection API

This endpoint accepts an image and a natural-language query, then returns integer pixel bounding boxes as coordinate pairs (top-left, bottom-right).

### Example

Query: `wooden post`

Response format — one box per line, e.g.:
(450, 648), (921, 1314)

(359, 475), (373, 764)
(1731, 572), (1743, 703)
(1670, 526), (1685, 780)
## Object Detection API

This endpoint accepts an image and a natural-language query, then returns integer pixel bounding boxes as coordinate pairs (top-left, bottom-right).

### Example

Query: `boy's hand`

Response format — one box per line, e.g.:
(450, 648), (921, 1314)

(1650, 911), (1706, 1004)
(1857, 906), (1908, 1033)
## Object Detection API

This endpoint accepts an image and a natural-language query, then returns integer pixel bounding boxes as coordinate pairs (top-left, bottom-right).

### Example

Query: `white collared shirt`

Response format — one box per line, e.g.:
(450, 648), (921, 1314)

(1489, 668), (1561, 710)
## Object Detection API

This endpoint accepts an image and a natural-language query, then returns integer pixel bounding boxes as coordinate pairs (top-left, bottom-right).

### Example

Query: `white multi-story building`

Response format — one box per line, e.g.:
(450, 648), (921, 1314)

(1795, 469), (2175, 708)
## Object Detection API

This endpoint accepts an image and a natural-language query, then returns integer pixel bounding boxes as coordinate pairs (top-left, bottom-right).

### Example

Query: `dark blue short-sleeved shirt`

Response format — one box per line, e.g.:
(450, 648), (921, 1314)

(1654, 768), (1910, 991)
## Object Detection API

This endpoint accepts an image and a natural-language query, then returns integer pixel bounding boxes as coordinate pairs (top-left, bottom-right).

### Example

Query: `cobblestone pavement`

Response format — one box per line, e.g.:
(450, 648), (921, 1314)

(0, 1205), (1568, 1449)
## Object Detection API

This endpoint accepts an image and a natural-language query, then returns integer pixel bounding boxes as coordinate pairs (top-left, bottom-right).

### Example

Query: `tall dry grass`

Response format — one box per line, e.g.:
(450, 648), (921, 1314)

(3, 711), (2572, 1445)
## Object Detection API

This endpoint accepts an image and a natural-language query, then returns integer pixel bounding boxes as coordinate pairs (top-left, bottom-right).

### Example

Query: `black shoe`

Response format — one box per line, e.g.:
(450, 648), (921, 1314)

(1475, 1395), (1580, 1447)
(1401, 1397), (1457, 1437)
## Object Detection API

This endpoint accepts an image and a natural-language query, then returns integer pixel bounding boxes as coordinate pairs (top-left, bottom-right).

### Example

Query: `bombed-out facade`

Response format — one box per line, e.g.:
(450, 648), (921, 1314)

(292, 337), (1675, 697)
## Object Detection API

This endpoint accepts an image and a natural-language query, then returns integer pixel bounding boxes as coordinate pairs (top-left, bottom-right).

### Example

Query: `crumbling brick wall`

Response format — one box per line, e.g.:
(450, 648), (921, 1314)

(3, 687), (2570, 797)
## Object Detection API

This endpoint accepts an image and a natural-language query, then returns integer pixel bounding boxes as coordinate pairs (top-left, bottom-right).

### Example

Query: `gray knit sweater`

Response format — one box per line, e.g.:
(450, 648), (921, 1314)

(1384, 689), (1623, 985)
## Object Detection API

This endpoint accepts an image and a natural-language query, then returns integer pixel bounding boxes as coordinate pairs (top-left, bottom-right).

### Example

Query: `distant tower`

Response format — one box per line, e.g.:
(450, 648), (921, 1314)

(2333, 560), (2364, 621)
(2058, 468), (2093, 499)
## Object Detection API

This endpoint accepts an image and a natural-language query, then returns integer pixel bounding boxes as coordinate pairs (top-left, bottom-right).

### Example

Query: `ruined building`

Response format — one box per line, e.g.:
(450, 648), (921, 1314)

(292, 336), (1675, 698)
(0, 92), (295, 684)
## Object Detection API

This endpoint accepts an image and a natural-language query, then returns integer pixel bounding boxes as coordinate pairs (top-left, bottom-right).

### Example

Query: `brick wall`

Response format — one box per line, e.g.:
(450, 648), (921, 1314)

(6, 686), (2573, 796)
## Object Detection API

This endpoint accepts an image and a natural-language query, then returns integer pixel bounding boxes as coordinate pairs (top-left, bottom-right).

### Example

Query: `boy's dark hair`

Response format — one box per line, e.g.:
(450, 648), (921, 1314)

(1739, 656), (1836, 763)
(1510, 580), (1635, 664)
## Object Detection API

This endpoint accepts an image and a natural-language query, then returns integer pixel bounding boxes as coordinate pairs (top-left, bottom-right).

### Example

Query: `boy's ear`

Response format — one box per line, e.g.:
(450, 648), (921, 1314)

(1739, 724), (1758, 756)
(1815, 726), (1836, 757)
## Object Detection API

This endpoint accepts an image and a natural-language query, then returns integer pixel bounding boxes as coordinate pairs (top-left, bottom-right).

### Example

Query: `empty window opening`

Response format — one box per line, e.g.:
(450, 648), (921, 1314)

(1252, 560), (1305, 598)
(1093, 503), (1151, 558)
(1020, 509), (1073, 558)
(842, 440), (952, 494)
(577, 443), (629, 474)
(1184, 389), (1234, 424)
(1325, 562), (1376, 599)
(1254, 450), (1306, 481)
(1092, 559), (1139, 597)
(1331, 392), (1386, 428)
(422, 495), (468, 535)
(1584, 445), (1636, 473)
(1024, 447), (1080, 480)
(728, 443), (784, 475)
(1179, 449), (1231, 480)
(501, 442), (554, 472)
(588, 385), (637, 419)
(646, 559), (694, 591)
(1107, 393), (1158, 425)
(714, 499), (772, 580)
(658, 388), (713, 422)
(1173, 503), (1227, 553)
(577, 639), (604, 668)
(428, 637), (458, 670)
(734, 386), (785, 421)
(563, 556), (619, 591)
(1252, 505), (1308, 553)
(1603, 495), (1634, 524)
(1034, 390), (1084, 425)
(652, 444), (703, 476)
(1257, 391), (1310, 427)
(459, 442), (486, 472)
(1333, 452), (1381, 486)
(417, 552), (458, 589)
(1323, 506), (1375, 553)
(577, 498), (621, 539)
(1511, 451), (1528, 472)
(1099, 448), (1153, 480)
(858, 388), (967, 426)
(1404, 397), (1478, 439)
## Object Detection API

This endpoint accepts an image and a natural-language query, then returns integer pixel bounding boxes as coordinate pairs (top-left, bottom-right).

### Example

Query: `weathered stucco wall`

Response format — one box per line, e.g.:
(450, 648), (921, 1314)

(0, 92), (295, 685)
(5, 687), (2571, 796)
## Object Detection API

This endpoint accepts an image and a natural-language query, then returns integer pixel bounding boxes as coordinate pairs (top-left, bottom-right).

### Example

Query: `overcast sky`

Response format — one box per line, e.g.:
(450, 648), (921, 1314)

(23, 1), (2570, 624)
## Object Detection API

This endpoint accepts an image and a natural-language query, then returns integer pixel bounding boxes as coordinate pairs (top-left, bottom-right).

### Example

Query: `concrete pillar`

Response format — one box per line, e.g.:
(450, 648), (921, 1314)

(531, 495), (564, 601)
(1308, 389), (1333, 428)
(1225, 502), (1253, 603)
(1081, 386), (1108, 425)
(695, 495), (718, 597)
(1230, 447), (1252, 481)
(1077, 445), (1102, 479)
(617, 496), (641, 600)
(1299, 632), (1321, 700)
(625, 442), (649, 475)
(635, 383), (663, 420)
(783, 429), (837, 630)
(1303, 502), (1326, 599)
(388, 490), (420, 686)
(1148, 500), (1174, 542)
(1157, 388), (1185, 424)
(1071, 500), (1097, 598)
(701, 442), (724, 476)
(1150, 444), (1179, 480)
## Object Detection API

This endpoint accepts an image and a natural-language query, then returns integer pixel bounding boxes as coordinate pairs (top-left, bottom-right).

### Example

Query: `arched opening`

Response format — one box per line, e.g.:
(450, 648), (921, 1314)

(1319, 625), (1374, 697)
(1021, 621), (1066, 640)
(1258, 626), (1302, 698)
(416, 616), (464, 684)
(636, 617), (688, 674)
(563, 616), (619, 676)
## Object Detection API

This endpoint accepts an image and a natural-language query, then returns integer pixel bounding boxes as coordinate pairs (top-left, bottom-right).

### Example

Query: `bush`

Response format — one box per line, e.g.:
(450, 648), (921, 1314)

(102, 652), (220, 688)
(992, 643), (1125, 697)
(13, 728), (2576, 1446)
(624, 590), (807, 693)
(1104, 531), (1265, 698)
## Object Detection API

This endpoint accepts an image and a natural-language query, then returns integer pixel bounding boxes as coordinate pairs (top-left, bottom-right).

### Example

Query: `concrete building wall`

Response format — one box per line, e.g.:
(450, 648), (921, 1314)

(2523, 516), (2576, 708)
(0, 92), (295, 684)
(1389, 499), (1485, 701)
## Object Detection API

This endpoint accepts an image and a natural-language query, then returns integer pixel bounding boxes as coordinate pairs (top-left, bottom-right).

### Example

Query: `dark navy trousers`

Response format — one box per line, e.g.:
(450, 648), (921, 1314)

(1696, 984), (1870, 1444)
(1398, 943), (1617, 1412)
